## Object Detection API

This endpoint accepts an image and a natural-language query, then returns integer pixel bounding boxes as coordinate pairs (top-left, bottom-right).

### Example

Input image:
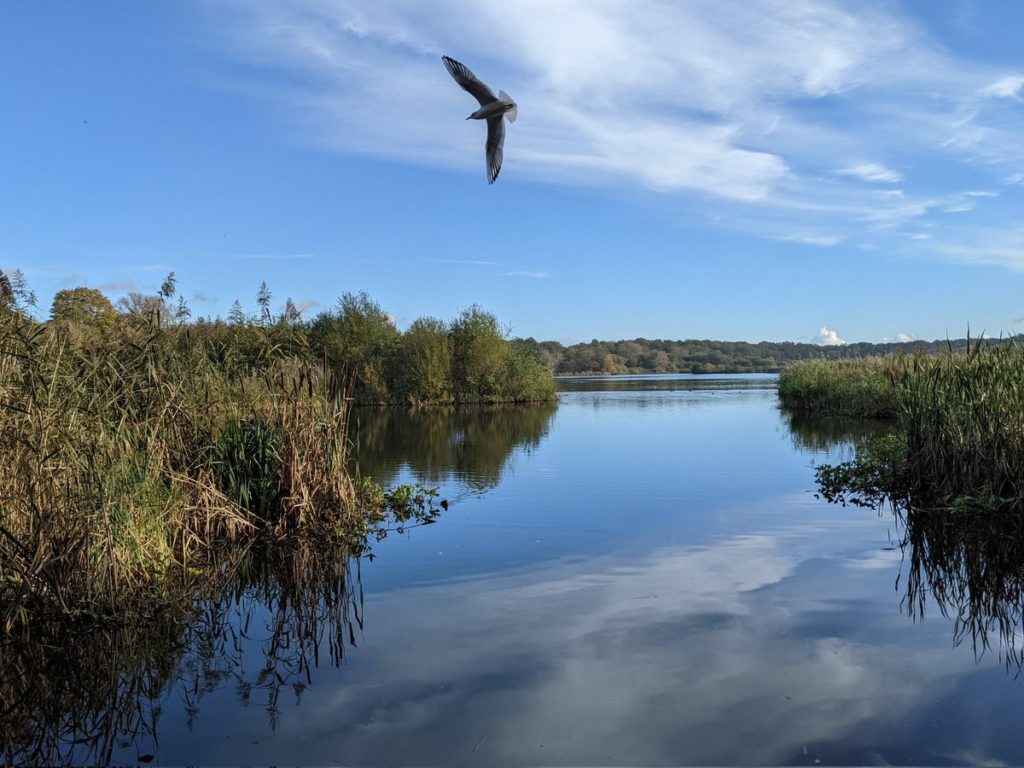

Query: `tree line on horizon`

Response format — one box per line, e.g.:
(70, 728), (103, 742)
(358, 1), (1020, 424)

(3, 266), (1012, 384)
(524, 335), (1019, 375)
(0, 268), (555, 405)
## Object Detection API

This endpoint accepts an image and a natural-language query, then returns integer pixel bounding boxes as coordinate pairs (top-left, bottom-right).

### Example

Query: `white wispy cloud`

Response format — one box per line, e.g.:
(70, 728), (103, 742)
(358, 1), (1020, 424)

(504, 271), (548, 279)
(836, 163), (903, 184)
(935, 225), (1024, 270)
(944, 202), (975, 213)
(980, 73), (1024, 99)
(206, 0), (1024, 268)
(432, 258), (502, 266)
(816, 326), (847, 346)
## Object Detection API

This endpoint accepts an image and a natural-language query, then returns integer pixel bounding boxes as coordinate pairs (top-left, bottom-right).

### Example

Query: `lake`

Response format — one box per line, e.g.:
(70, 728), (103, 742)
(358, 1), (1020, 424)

(7, 373), (1024, 765)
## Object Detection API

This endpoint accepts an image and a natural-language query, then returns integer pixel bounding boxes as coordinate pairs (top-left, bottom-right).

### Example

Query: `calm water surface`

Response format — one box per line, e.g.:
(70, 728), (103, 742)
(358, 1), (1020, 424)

(13, 374), (1024, 765)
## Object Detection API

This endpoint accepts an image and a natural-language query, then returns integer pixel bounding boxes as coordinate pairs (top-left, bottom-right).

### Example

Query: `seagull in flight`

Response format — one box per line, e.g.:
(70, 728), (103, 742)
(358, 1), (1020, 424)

(442, 55), (517, 184)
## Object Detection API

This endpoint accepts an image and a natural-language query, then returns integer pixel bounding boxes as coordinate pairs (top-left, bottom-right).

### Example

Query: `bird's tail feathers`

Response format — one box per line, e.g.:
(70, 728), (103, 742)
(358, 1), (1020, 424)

(500, 91), (517, 123)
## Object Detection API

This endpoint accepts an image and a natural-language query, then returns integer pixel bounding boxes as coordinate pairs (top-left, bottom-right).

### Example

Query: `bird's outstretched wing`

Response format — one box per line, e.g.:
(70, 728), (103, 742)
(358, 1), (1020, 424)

(442, 55), (497, 106)
(485, 116), (505, 184)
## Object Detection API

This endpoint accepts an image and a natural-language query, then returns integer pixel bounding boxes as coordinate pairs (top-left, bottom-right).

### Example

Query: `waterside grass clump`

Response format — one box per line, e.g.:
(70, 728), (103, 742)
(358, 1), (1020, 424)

(777, 356), (898, 419)
(0, 307), (431, 633)
(892, 341), (1024, 511)
(791, 340), (1024, 515)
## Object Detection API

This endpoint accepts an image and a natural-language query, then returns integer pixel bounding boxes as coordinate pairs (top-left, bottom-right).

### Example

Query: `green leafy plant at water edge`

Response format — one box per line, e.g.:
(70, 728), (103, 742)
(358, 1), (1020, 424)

(815, 434), (909, 509)
(204, 418), (283, 518)
(349, 480), (444, 557)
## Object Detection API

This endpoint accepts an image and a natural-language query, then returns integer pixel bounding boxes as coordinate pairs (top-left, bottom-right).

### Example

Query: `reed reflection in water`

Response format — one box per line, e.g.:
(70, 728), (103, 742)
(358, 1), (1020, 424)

(899, 506), (1024, 673)
(782, 410), (890, 454)
(795, 410), (1024, 674)
(0, 542), (364, 766)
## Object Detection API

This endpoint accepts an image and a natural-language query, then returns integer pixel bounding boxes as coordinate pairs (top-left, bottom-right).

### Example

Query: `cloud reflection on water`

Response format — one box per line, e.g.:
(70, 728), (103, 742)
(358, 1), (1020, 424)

(185, 521), (1012, 766)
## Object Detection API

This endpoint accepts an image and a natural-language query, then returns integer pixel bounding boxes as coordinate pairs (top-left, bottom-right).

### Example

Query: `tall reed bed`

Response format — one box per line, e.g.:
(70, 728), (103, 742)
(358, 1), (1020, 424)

(892, 341), (1024, 510)
(0, 309), (359, 630)
(777, 356), (898, 419)
(792, 339), (1024, 514)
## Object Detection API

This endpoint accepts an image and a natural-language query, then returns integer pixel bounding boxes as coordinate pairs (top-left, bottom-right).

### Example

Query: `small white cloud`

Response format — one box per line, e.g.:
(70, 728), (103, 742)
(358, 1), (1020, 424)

(881, 332), (916, 343)
(909, 233), (930, 240)
(504, 271), (549, 279)
(1004, 173), (1024, 186)
(779, 233), (842, 247)
(815, 327), (847, 346)
(836, 163), (903, 184)
(964, 190), (998, 198)
(980, 73), (1024, 99)
(95, 280), (142, 293)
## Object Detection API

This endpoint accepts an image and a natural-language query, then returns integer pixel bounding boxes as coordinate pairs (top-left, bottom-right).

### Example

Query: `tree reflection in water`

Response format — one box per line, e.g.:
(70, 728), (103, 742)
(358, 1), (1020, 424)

(1, 541), (365, 765)
(348, 401), (557, 491)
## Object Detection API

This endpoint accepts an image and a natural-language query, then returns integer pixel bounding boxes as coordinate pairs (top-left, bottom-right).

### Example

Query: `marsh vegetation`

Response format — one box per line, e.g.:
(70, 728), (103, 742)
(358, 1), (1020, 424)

(782, 340), (1024, 515)
(0, 270), (498, 634)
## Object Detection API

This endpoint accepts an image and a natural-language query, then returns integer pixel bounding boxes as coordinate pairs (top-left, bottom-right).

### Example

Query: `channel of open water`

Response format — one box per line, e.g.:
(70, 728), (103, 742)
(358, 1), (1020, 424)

(9, 373), (1024, 765)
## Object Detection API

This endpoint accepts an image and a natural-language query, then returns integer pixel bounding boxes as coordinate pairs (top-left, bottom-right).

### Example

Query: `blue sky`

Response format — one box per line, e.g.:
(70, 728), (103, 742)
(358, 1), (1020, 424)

(3, 1), (1023, 345)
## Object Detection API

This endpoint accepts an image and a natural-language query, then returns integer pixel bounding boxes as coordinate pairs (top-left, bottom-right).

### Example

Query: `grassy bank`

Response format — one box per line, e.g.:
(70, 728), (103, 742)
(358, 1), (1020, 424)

(0, 305), (440, 633)
(788, 341), (1024, 514)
